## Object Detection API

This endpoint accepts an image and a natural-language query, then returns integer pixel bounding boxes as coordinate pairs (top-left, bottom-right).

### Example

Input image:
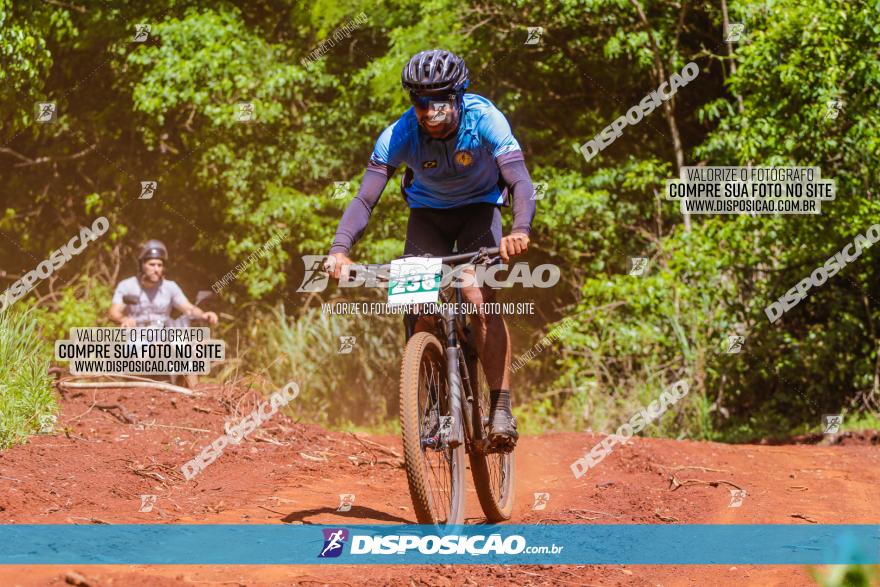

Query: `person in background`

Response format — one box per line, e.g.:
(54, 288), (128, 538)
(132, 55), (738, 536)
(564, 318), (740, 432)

(109, 239), (218, 327)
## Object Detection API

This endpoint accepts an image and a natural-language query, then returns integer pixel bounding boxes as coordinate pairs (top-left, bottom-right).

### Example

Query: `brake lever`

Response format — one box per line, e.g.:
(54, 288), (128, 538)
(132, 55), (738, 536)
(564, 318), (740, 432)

(471, 249), (500, 266)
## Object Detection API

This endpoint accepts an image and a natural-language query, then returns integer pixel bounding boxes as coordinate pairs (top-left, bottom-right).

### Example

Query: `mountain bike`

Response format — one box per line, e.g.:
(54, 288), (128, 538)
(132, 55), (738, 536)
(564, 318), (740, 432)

(358, 247), (516, 525)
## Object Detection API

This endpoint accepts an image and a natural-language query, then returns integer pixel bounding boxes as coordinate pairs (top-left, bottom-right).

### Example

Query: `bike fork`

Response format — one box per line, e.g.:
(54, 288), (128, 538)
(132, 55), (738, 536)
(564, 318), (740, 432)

(441, 308), (465, 448)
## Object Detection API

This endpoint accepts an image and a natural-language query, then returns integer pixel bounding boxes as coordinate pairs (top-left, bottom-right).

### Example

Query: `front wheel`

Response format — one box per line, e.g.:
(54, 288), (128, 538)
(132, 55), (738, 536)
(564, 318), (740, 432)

(399, 332), (466, 525)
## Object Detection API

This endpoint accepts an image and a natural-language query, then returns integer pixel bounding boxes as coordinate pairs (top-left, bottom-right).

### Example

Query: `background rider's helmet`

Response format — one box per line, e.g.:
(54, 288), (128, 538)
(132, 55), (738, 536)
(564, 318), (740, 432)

(137, 239), (168, 273)
(401, 49), (470, 99)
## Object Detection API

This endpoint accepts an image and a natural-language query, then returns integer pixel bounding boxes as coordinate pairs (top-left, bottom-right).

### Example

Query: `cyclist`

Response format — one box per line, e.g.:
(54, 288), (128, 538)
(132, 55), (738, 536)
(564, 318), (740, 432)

(109, 239), (218, 327)
(325, 49), (537, 450)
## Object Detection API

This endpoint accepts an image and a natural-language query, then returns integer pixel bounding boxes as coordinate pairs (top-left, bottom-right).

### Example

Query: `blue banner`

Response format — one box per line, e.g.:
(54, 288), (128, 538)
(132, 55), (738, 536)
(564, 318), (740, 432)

(0, 524), (877, 565)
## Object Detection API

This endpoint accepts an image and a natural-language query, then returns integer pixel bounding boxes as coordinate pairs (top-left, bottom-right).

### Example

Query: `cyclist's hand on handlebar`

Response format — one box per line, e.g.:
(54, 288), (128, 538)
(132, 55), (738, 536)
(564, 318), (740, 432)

(499, 232), (530, 262)
(120, 317), (137, 327)
(324, 252), (354, 280)
(202, 311), (219, 326)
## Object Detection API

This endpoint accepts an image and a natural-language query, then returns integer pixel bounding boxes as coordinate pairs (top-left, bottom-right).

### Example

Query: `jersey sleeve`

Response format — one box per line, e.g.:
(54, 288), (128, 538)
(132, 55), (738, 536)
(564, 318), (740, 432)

(111, 281), (128, 305)
(478, 106), (522, 158)
(370, 118), (410, 168)
(168, 281), (190, 310)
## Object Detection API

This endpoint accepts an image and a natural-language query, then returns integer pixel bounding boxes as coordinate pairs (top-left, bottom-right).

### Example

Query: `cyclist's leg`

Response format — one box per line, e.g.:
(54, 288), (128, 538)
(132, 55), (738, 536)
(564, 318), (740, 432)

(455, 204), (508, 384)
(404, 207), (456, 333)
(455, 205), (517, 446)
(460, 279), (510, 388)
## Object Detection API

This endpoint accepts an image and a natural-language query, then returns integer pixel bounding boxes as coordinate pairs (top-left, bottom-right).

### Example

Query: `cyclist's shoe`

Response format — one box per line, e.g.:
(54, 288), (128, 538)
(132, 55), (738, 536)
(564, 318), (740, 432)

(488, 407), (518, 452)
(487, 389), (518, 452)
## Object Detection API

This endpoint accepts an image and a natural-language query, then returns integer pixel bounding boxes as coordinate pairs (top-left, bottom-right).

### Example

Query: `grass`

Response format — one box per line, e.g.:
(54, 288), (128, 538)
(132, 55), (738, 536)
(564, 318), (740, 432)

(0, 309), (56, 449)
(241, 302), (403, 428)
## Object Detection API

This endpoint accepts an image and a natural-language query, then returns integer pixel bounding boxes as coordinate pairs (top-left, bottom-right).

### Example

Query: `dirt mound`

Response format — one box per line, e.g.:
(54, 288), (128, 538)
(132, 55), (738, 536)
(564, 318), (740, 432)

(0, 383), (877, 586)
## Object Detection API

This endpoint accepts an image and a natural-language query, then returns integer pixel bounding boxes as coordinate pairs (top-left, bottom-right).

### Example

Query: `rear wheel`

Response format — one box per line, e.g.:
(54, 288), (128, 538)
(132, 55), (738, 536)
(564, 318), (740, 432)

(465, 352), (516, 522)
(399, 332), (466, 525)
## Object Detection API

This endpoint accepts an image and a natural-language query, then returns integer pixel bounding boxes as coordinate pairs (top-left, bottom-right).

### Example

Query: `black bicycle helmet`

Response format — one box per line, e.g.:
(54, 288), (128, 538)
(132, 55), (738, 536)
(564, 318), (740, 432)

(401, 49), (470, 95)
(138, 239), (168, 263)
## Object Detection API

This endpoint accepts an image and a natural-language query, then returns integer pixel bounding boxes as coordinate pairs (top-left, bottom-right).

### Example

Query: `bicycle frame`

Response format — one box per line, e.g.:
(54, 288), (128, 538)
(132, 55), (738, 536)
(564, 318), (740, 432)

(343, 246), (499, 453)
(402, 249), (498, 453)
(353, 245), (514, 524)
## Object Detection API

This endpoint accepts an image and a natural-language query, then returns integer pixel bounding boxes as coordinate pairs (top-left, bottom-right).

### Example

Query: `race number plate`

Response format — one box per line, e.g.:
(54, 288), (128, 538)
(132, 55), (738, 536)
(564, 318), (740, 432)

(387, 257), (442, 306)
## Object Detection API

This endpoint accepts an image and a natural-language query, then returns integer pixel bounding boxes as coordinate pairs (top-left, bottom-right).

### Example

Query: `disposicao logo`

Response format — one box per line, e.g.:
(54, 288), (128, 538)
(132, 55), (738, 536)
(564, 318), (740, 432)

(316, 530), (564, 557)
(319, 528), (349, 558)
(349, 533), (527, 555)
(296, 254), (560, 292)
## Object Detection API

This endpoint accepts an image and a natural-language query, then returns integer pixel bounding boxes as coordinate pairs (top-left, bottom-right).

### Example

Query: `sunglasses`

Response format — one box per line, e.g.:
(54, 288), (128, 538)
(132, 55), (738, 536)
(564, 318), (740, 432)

(410, 93), (458, 109)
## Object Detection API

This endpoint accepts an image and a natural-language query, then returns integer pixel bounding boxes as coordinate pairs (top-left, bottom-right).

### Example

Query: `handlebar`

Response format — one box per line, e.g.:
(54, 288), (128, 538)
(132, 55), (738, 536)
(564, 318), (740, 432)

(326, 246), (501, 280)
(434, 246), (501, 265)
(128, 317), (174, 327)
(344, 247), (501, 283)
(120, 295), (164, 326)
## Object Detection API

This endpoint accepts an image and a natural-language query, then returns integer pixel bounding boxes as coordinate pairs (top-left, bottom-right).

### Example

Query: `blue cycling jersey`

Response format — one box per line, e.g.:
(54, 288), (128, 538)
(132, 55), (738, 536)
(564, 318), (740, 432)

(370, 93), (522, 209)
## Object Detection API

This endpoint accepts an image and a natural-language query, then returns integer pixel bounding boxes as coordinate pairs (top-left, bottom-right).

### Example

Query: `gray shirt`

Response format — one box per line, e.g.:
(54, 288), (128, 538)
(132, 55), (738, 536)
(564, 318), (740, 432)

(112, 276), (189, 324)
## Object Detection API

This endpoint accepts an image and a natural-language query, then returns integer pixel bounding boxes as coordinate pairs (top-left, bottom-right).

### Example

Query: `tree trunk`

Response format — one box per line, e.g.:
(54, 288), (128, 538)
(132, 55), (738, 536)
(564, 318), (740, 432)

(629, 0), (691, 232)
(721, 0), (745, 113)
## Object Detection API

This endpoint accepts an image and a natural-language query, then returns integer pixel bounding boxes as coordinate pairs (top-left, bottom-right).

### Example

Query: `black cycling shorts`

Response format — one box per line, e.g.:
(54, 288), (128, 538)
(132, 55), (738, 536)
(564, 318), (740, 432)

(403, 203), (502, 257)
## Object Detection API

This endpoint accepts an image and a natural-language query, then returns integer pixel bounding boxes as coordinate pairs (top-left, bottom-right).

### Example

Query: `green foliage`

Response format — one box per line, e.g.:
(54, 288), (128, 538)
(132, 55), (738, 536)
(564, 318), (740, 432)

(521, 0), (880, 441)
(0, 0), (54, 138)
(22, 274), (114, 357)
(810, 564), (880, 587)
(0, 309), (56, 449)
(2, 0), (880, 439)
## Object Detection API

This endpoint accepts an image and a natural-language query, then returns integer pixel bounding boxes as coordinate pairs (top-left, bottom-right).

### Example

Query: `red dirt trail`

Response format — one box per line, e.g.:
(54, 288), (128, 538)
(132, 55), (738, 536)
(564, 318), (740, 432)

(0, 383), (877, 586)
